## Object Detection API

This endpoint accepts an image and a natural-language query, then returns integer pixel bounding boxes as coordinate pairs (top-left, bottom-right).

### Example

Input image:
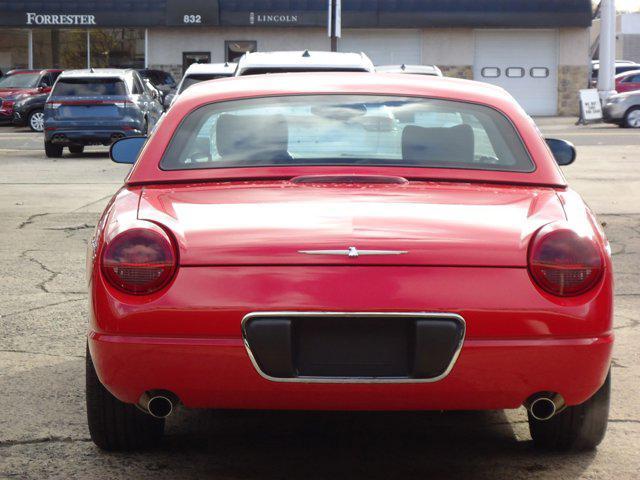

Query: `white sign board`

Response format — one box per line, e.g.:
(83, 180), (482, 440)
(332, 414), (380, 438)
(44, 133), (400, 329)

(579, 89), (603, 122)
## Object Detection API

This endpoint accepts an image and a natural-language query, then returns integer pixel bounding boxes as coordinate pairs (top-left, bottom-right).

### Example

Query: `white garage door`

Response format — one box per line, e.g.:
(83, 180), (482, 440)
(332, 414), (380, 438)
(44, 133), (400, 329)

(339, 29), (421, 65)
(474, 30), (558, 116)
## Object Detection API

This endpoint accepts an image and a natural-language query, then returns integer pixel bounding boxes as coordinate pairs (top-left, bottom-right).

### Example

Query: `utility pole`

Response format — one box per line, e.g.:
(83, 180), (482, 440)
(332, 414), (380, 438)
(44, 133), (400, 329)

(328, 0), (341, 52)
(597, 0), (617, 100)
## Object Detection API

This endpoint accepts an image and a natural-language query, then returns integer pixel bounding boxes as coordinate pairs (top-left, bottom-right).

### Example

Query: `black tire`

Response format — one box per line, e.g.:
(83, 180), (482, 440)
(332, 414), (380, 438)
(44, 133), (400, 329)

(624, 107), (640, 128)
(529, 370), (610, 451)
(44, 141), (63, 158)
(27, 109), (45, 132)
(86, 345), (165, 451)
(68, 145), (84, 154)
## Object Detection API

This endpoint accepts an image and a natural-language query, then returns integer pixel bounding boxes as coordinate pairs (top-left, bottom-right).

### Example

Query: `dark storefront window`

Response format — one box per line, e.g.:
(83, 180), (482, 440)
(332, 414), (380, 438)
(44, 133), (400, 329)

(182, 52), (211, 74)
(33, 29), (87, 69)
(0, 29), (29, 73)
(90, 29), (145, 68)
(225, 41), (256, 62)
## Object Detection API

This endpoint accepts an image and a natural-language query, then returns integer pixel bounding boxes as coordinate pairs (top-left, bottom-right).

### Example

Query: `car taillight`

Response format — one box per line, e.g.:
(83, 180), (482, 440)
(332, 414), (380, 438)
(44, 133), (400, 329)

(45, 102), (61, 109)
(101, 225), (177, 295)
(528, 224), (603, 297)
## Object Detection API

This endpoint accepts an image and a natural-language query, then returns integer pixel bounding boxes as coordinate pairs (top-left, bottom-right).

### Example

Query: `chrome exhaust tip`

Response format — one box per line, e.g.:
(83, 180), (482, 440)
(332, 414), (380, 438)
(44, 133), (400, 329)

(138, 391), (177, 418)
(525, 392), (566, 421)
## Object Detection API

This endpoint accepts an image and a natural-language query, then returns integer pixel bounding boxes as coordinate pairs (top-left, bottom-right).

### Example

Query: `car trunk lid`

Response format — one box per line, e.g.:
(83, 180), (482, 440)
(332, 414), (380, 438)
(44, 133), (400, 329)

(137, 180), (566, 267)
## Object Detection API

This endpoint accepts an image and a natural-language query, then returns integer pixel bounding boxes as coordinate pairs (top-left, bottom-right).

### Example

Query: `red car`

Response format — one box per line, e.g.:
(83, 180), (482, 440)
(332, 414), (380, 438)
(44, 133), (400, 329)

(87, 73), (613, 452)
(0, 69), (61, 125)
(614, 69), (640, 93)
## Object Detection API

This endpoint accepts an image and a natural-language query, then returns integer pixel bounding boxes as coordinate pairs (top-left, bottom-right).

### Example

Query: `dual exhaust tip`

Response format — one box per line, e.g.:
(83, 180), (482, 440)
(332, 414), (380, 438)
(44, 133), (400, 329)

(138, 391), (178, 419)
(525, 392), (566, 421)
(138, 390), (564, 421)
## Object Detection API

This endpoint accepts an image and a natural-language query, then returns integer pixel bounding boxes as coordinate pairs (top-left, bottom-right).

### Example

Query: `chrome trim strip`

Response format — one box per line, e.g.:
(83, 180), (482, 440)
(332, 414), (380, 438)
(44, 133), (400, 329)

(298, 247), (408, 257)
(241, 311), (466, 384)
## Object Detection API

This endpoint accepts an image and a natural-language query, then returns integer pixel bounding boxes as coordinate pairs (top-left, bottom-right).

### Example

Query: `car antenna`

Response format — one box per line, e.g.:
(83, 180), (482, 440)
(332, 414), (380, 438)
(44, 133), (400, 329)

(401, 64), (406, 71)
(302, 50), (311, 57)
(224, 61), (229, 67)
(90, 67), (94, 73)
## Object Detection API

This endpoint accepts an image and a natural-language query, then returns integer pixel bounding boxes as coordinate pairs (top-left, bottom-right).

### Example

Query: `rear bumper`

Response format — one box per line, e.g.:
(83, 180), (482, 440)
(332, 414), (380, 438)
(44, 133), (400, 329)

(602, 103), (626, 123)
(89, 264), (614, 411)
(88, 330), (613, 410)
(44, 127), (143, 145)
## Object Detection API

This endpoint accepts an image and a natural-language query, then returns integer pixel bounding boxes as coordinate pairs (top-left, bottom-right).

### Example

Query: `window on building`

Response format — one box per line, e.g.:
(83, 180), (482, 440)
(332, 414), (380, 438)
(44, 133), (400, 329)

(90, 28), (145, 68)
(530, 67), (549, 78)
(182, 52), (211, 75)
(481, 67), (500, 78)
(225, 41), (257, 62)
(0, 29), (29, 73)
(33, 29), (87, 69)
(506, 67), (525, 78)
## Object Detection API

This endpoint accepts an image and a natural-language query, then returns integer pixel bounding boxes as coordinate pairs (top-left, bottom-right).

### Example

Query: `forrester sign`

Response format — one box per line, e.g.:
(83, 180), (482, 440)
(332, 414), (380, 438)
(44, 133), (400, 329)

(26, 12), (97, 25)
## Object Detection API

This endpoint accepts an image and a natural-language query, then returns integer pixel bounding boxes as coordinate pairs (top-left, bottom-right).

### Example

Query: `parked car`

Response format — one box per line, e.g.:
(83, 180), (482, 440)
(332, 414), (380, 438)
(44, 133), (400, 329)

(590, 61), (640, 87)
(0, 69), (62, 126)
(87, 72), (613, 453)
(165, 62), (236, 108)
(602, 90), (640, 127)
(614, 69), (640, 94)
(376, 64), (443, 77)
(12, 91), (49, 132)
(43, 68), (163, 157)
(136, 69), (177, 105)
(234, 50), (375, 76)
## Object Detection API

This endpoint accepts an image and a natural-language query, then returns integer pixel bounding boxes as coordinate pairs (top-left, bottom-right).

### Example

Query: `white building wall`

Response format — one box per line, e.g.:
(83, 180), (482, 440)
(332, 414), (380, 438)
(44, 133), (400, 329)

(148, 27), (329, 67)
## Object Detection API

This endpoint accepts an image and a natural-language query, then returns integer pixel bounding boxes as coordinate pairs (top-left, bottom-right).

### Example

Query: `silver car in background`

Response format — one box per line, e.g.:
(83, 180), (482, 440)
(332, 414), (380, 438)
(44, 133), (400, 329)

(376, 64), (443, 77)
(602, 91), (640, 128)
(165, 62), (237, 108)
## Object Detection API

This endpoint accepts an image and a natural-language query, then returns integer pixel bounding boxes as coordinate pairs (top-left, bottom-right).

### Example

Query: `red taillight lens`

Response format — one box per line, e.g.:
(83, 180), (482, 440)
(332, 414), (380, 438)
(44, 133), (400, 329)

(528, 225), (603, 297)
(101, 227), (176, 295)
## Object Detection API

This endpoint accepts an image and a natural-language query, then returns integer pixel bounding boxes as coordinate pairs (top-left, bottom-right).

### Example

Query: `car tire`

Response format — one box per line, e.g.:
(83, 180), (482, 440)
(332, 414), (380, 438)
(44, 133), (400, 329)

(624, 107), (640, 128)
(28, 109), (45, 132)
(86, 345), (165, 451)
(68, 145), (84, 154)
(528, 370), (610, 451)
(44, 141), (63, 158)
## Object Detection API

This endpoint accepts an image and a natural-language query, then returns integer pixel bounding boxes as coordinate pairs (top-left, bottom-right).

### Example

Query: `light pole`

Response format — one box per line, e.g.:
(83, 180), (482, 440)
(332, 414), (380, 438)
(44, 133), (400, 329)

(597, 0), (617, 100)
(328, 0), (341, 52)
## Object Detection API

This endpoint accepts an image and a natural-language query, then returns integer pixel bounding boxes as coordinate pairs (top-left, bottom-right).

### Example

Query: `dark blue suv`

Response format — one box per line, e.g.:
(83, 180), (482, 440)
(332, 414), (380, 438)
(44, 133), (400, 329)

(44, 69), (163, 157)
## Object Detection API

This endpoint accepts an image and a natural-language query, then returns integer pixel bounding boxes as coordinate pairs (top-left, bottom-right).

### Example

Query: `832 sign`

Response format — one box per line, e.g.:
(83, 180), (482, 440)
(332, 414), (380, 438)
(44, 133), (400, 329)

(183, 14), (202, 24)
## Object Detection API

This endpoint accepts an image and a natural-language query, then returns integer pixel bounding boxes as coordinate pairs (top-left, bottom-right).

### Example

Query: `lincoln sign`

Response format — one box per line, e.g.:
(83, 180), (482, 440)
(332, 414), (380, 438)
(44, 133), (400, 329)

(26, 13), (97, 26)
(249, 12), (300, 25)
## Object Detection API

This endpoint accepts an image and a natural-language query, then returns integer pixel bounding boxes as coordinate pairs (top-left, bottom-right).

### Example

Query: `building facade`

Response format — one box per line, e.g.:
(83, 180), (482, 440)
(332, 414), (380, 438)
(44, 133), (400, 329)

(592, 13), (640, 64)
(0, 0), (592, 116)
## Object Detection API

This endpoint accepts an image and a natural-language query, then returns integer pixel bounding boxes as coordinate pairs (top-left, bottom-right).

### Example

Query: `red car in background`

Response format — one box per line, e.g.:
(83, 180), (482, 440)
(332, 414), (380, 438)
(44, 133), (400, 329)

(0, 69), (62, 125)
(615, 69), (640, 93)
(87, 73), (613, 453)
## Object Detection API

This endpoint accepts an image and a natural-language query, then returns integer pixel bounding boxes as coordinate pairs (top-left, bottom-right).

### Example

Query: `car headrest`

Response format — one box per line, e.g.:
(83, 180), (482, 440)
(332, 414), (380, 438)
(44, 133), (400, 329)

(402, 124), (475, 165)
(216, 114), (289, 161)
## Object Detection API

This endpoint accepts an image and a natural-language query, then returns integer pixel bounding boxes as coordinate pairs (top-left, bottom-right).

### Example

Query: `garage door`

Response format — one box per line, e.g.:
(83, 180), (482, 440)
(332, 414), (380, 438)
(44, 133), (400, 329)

(474, 30), (558, 116)
(339, 29), (421, 65)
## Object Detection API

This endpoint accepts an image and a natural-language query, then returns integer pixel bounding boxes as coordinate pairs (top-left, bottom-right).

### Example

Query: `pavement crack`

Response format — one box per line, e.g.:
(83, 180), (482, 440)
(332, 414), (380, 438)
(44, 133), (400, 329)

(0, 297), (84, 319)
(0, 349), (84, 359)
(45, 223), (95, 232)
(0, 436), (91, 448)
(19, 250), (61, 294)
(17, 212), (48, 229)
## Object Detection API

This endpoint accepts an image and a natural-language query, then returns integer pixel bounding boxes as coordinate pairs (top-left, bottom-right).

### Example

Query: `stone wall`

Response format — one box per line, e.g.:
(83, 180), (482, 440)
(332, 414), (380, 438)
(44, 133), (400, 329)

(439, 65), (473, 80)
(558, 65), (589, 116)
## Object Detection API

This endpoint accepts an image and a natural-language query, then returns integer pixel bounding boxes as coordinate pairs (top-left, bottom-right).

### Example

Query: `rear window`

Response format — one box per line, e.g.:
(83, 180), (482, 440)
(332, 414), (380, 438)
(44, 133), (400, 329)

(238, 68), (367, 76)
(0, 73), (40, 88)
(52, 77), (127, 96)
(160, 95), (534, 173)
(179, 74), (231, 93)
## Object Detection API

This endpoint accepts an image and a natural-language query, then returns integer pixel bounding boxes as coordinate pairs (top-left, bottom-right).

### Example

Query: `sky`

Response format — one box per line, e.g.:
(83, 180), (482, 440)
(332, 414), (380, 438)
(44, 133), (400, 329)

(615, 0), (640, 12)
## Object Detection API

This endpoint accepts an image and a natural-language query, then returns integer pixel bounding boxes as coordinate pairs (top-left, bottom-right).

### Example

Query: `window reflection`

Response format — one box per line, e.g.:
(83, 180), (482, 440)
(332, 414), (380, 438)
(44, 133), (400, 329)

(90, 29), (145, 68)
(33, 29), (87, 69)
(0, 29), (29, 73)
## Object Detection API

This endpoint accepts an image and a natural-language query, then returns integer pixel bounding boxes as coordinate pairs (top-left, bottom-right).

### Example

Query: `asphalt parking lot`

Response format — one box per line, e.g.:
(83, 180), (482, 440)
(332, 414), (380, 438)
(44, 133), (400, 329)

(0, 119), (639, 479)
